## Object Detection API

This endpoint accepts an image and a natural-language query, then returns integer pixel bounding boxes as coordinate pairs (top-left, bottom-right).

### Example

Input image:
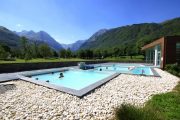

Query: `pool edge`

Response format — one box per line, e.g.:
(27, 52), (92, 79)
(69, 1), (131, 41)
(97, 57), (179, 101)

(18, 71), (120, 97)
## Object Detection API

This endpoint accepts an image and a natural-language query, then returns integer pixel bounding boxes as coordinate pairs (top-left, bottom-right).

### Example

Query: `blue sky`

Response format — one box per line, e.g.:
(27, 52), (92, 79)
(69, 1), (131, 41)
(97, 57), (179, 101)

(0, 0), (180, 44)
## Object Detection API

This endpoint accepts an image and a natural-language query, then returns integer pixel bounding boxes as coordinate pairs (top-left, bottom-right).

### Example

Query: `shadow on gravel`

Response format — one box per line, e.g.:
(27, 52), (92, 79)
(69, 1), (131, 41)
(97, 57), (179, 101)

(0, 84), (16, 94)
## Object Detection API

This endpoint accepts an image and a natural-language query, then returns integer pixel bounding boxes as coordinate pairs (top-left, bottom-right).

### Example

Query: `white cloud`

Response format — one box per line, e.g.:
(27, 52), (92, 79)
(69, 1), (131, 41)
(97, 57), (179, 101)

(16, 24), (23, 27)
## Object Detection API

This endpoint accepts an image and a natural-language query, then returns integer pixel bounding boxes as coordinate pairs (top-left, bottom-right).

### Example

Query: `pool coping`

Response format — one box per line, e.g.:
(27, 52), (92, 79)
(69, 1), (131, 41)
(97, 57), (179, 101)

(148, 68), (158, 77)
(18, 69), (120, 97)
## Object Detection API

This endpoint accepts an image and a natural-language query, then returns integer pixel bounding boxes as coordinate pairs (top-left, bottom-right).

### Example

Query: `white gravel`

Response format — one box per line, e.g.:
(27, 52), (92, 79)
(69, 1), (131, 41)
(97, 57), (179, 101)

(0, 68), (179, 120)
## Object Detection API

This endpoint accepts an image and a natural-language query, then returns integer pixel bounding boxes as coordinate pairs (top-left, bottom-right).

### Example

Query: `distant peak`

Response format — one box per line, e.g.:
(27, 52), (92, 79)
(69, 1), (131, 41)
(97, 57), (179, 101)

(21, 30), (27, 32)
(38, 31), (48, 35)
(87, 28), (108, 42)
(0, 26), (9, 31)
(38, 30), (44, 33)
(98, 28), (108, 31)
(21, 30), (35, 34)
(96, 29), (108, 34)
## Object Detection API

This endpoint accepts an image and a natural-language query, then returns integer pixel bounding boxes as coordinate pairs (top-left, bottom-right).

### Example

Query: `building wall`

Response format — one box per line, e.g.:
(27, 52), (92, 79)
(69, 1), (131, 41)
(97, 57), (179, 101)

(165, 36), (180, 65)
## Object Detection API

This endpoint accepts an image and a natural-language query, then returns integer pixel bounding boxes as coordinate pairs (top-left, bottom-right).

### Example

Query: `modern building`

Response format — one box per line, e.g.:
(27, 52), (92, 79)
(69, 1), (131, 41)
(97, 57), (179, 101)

(142, 36), (180, 69)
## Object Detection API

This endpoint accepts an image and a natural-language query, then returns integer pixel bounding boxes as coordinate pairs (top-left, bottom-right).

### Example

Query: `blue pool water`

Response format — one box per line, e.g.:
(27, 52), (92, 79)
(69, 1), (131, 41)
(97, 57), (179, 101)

(95, 66), (130, 73)
(29, 64), (154, 93)
(131, 67), (153, 75)
(31, 70), (115, 90)
(95, 64), (153, 75)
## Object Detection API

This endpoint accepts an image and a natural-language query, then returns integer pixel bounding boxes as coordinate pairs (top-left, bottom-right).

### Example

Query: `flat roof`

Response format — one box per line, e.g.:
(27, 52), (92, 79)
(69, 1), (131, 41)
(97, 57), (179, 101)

(141, 37), (164, 50)
(141, 35), (180, 50)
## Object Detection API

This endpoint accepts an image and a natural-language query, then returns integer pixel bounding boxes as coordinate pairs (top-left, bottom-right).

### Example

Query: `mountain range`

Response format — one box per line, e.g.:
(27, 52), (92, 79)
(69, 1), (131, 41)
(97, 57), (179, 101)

(80, 17), (180, 51)
(0, 17), (180, 53)
(0, 27), (85, 51)
(0, 26), (20, 48)
(61, 40), (86, 51)
(15, 30), (63, 51)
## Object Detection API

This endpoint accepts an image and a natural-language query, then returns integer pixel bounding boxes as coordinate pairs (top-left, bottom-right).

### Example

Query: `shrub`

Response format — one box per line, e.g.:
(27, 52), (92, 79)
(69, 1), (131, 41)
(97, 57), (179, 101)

(114, 104), (164, 120)
(0, 45), (9, 59)
(165, 63), (180, 77)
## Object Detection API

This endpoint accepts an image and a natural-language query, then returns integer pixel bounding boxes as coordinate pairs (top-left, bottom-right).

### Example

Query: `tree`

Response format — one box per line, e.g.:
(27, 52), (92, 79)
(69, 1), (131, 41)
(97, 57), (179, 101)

(66, 48), (72, 58)
(11, 48), (21, 58)
(77, 49), (85, 59)
(1, 44), (11, 53)
(85, 49), (93, 59)
(24, 44), (34, 62)
(38, 44), (53, 58)
(59, 49), (66, 58)
(20, 36), (28, 58)
(0, 45), (9, 59)
(31, 42), (39, 58)
(102, 50), (108, 58)
(113, 47), (120, 57)
(126, 44), (137, 59)
(24, 50), (32, 62)
(53, 50), (59, 57)
(94, 49), (101, 58)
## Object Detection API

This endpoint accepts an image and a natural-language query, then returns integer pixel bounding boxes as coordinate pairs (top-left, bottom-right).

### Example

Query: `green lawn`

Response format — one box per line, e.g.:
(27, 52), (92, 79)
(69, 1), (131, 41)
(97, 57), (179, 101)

(105, 55), (144, 62)
(0, 56), (144, 64)
(145, 82), (180, 120)
(0, 58), (91, 64)
(114, 82), (180, 120)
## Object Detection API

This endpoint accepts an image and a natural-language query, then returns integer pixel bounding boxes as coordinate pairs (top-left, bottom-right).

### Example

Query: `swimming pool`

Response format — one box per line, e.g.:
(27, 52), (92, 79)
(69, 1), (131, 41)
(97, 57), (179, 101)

(31, 70), (115, 90)
(94, 64), (154, 75)
(19, 63), (158, 97)
(19, 68), (119, 97)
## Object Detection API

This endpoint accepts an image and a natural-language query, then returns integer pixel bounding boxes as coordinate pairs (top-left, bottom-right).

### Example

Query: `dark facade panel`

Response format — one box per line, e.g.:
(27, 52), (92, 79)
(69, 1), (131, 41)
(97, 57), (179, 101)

(165, 36), (180, 65)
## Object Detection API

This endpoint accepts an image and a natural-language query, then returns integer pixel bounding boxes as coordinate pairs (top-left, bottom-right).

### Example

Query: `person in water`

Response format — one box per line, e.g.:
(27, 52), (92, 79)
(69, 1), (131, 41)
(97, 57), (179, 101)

(59, 73), (64, 78)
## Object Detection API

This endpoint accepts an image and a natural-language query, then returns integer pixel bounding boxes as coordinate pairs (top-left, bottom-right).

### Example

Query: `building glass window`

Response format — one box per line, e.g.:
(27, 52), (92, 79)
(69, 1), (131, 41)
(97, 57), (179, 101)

(157, 45), (161, 66)
(176, 42), (180, 63)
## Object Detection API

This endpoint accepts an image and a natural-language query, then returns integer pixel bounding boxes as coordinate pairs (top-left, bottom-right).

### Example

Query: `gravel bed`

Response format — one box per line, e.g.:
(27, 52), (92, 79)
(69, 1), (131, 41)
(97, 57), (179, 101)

(0, 68), (179, 120)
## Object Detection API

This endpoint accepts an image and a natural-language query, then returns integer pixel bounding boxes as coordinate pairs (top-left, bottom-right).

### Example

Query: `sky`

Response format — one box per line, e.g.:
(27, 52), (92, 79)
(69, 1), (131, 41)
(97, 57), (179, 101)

(0, 0), (180, 44)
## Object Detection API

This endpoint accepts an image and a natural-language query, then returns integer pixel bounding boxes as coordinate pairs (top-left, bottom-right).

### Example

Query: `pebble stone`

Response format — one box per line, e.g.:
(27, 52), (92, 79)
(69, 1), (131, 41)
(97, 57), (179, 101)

(0, 68), (179, 120)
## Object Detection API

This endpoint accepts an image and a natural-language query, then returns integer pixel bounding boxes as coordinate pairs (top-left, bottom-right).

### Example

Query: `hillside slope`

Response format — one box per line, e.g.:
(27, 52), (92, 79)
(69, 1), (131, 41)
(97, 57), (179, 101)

(0, 26), (20, 47)
(16, 30), (63, 51)
(61, 40), (86, 51)
(80, 17), (180, 52)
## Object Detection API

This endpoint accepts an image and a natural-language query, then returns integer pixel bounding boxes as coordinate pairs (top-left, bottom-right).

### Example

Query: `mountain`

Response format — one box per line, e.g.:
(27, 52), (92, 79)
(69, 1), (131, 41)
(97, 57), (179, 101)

(61, 29), (107, 51)
(1, 17), (180, 53)
(80, 17), (180, 52)
(61, 43), (72, 50)
(87, 29), (108, 42)
(16, 30), (63, 51)
(61, 40), (86, 51)
(0, 26), (20, 47)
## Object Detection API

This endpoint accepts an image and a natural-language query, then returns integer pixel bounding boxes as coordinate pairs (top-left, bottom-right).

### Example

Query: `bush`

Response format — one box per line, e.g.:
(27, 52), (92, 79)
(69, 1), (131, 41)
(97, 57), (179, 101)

(114, 104), (164, 120)
(0, 45), (10, 59)
(165, 63), (180, 77)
